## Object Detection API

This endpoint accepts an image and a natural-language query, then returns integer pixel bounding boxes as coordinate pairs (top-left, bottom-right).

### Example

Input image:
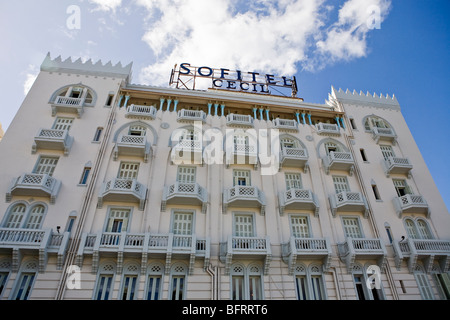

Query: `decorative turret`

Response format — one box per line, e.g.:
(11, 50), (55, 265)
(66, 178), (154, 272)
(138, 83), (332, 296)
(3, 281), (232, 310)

(40, 52), (132, 80)
(327, 86), (400, 110)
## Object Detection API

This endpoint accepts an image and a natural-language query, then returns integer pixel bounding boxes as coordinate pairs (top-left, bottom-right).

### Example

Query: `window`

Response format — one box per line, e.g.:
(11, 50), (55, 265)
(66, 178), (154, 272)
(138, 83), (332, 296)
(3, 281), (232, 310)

(53, 117), (73, 131)
(24, 205), (45, 229)
(294, 264), (326, 300)
(233, 170), (251, 186)
(106, 94), (114, 106)
(324, 142), (340, 155)
(435, 273), (450, 299)
(33, 156), (59, 176)
(65, 216), (76, 232)
(93, 127), (103, 142)
(94, 263), (115, 300)
(14, 273), (36, 300)
(234, 214), (254, 237)
(404, 218), (433, 240)
(349, 118), (357, 130)
(79, 167), (91, 185)
(128, 125), (146, 136)
(3, 203), (26, 228)
(372, 184), (381, 200)
(290, 216), (310, 238)
(169, 264), (187, 300)
(0, 272), (8, 296)
(118, 162), (139, 179)
(280, 137), (297, 149)
(414, 267), (434, 300)
(380, 145), (395, 160)
(177, 166), (196, 183)
(172, 212), (193, 236)
(146, 264), (163, 300)
(360, 149), (368, 162)
(105, 208), (130, 233)
(120, 264), (139, 300)
(231, 263), (263, 300)
(393, 179), (411, 197)
(354, 274), (367, 300)
(285, 173), (302, 190)
(342, 217), (362, 238)
(333, 176), (350, 193)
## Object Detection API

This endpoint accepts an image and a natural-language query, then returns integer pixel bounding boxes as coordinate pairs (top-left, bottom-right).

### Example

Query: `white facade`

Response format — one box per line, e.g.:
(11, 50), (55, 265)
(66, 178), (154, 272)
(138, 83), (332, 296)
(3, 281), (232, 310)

(0, 54), (449, 300)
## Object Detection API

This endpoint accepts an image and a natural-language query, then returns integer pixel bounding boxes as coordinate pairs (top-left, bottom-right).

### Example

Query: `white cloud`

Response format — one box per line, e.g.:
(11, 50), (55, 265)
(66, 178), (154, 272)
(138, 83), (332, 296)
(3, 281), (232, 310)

(102, 0), (391, 86)
(23, 65), (39, 96)
(89, 0), (123, 12)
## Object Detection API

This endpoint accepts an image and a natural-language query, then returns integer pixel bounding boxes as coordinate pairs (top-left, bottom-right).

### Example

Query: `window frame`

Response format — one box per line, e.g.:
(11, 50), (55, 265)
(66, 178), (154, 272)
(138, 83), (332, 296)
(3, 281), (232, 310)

(233, 212), (256, 237)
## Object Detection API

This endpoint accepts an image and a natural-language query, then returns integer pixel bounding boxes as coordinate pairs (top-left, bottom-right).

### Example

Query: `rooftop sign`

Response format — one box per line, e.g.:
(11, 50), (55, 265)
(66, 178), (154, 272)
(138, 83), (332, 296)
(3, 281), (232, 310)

(169, 63), (298, 97)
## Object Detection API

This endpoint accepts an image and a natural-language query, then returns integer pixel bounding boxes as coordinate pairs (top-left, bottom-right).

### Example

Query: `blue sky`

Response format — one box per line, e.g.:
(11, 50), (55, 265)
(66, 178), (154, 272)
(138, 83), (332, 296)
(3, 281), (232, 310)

(0, 0), (449, 209)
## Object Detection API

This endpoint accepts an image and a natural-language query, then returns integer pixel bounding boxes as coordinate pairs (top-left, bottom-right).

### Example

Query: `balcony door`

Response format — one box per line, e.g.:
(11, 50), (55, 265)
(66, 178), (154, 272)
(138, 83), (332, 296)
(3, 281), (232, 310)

(342, 217), (362, 238)
(233, 170), (251, 186)
(234, 214), (254, 237)
(105, 208), (130, 233)
(177, 166), (196, 184)
(33, 156), (59, 176)
(290, 216), (310, 238)
(117, 162), (139, 179)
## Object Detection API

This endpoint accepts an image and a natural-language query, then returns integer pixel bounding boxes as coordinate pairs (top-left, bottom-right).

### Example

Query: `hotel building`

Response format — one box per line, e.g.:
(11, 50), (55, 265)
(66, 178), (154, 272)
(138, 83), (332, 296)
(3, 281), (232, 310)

(0, 54), (449, 300)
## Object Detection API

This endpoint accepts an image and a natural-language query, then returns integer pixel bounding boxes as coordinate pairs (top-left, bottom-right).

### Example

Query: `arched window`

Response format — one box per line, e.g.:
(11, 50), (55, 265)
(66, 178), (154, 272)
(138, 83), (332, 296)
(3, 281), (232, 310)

(364, 116), (391, 131)
(404, 218), (434, 240)
(169, 263), (187, 300)
(51, 84), (96, 106)
(416, 219), (433, 239)
(145, 263), (164, 300)
(230, 263), (263, 300)
(294, 263), (327, 300)
(3, 203), (26, 228)
(119, 263), (140, 300)
(405, 218), (418, 239)
(12, 259), (39, 300)
(93, 262), (116, 300)
(24, 205), (46, 229)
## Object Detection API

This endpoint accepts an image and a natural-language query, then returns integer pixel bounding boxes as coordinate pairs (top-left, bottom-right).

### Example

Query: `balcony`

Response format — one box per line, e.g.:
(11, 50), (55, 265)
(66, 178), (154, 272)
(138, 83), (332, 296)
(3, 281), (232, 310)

(0, 228), (70, 272)
(393, 238), (450, 273)
(161, 182), (208, 214)
(329, 191), (369, 217)
(125, 104), (157, 120)
(382, 156), (413, 178)
(279, 147), (309, 172)
(223, 186), (266, 215)
(97, 178), (147, 210)
(6, 173), (61, 204)
(32, 128), (73, 156)
(220, 236), (272, 275)
(322, 151), (355, 176)
(316, 123), (341, 136)
(278, 189), (319, 216)
(372, 127), (397, 144)
(338, 238), (387, 272)
(226, 114), (254, 127)
(225, 143), (258, 169)
(113, 135), (152, 163)
(177, 109), (206, 123)
(392, 194), (430, 218)
(170, 140), (203, 165)
(272, 118), (298, 132)
(51, 96), (84, 118)
(282, 237), (332, 274)
(76, 232), (210, 274)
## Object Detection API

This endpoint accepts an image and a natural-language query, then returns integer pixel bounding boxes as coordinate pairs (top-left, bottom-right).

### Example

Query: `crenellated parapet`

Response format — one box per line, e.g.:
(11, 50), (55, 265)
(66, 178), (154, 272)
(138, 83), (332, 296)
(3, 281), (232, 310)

(40, 52), (132, 80)
(327, 86), (400, 110)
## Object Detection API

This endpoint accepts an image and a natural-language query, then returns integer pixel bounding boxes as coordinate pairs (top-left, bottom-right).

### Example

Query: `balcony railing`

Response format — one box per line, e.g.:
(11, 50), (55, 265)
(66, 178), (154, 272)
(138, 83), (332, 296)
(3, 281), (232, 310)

(223, 186), (266, 215)
(226, 114), (254, 127)
(316, 123), (341, 135)
(225, 143), (258, 168)
(0, 228), (70, 271)
(125, 104), (157, 120)
(393, 238), (450, 273)
(6, 173), (61, 204)
(278, 189), (319, 216)
(392, 194), (429, 218)
(177, 109), (206, 122)
(372, 127), (397, 144)
(98, 178), (147, 210)
(114, 135), (152, 163)
(161, 182), (208, 213)
(32, 128), (74, 156)
(382, 156), (413, 178)
(220, 235), (272, 275)
(170, 140), (203, 165)
(77, 232), (210, 274)
(51, 96), (85, 118)
(329, 191), (369, 217)
(279, 147), (309, 171)
(272, 118), (298, 131)
(282, 237), (332, 274)
(322, 151), (355, 175)
(338, 237), (387, 271)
